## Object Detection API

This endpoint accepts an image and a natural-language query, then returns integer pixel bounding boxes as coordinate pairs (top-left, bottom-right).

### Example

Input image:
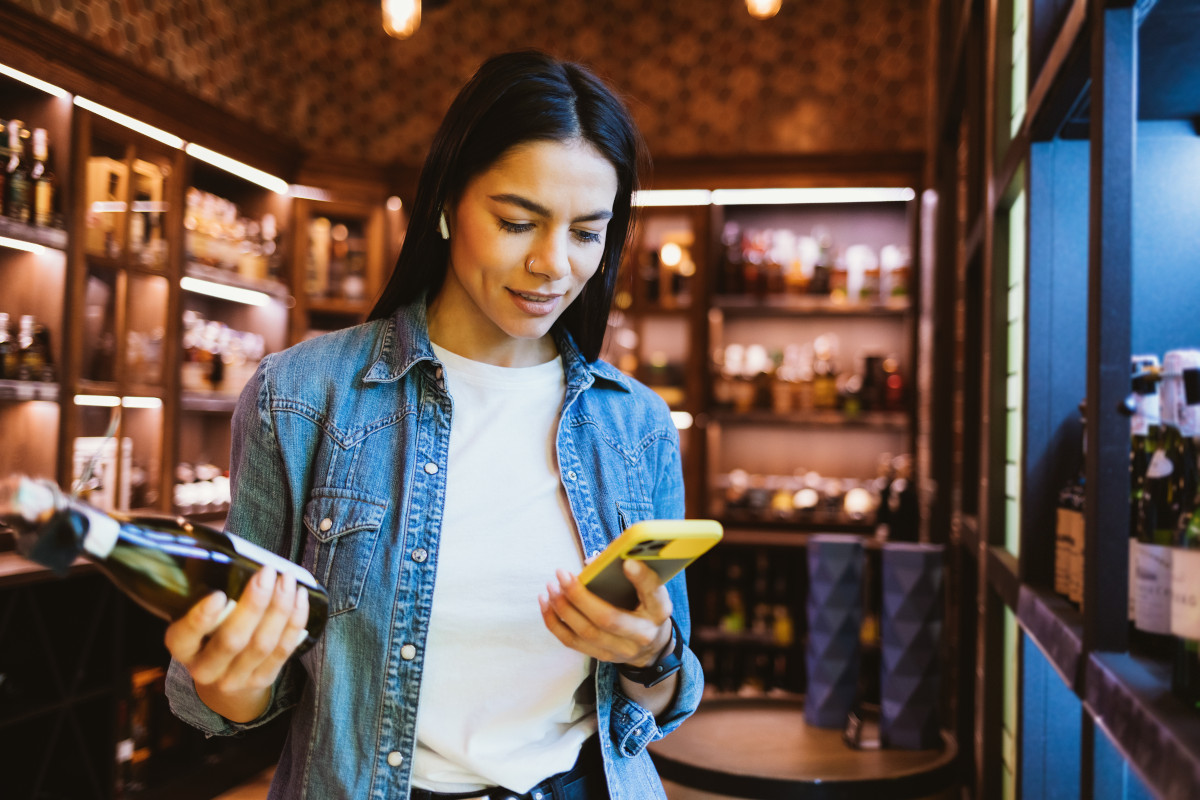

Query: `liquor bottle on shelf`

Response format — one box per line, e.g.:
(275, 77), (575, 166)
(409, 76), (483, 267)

(1166, 350), (1200, 709)
(0, 475), (329, 654)
(4, 119), (31, 223)
(30, 127), (53, 228)
(0, 312), (16, 380)
(15, 314), (54, 382)
(1129, 355), (1174, 656)
(1054, 403), (1086, 606)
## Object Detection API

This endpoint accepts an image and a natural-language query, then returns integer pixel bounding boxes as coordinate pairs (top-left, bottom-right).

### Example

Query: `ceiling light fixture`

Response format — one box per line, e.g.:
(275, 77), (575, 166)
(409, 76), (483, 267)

(383, 0), (421, 39)
(745, 0), (782, 20)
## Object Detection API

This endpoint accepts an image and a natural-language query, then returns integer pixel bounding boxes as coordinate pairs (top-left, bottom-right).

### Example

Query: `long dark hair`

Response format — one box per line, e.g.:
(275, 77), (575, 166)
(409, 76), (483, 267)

(368, 50), (647, 362)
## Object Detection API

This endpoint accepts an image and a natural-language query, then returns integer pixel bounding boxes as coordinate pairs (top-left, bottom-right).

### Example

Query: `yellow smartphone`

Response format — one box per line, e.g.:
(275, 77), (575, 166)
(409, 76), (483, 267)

(578, 519), (723, 610)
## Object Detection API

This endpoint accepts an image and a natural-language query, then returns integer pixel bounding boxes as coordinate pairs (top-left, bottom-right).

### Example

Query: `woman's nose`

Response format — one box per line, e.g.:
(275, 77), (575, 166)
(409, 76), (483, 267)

(528, 233), (572, 281)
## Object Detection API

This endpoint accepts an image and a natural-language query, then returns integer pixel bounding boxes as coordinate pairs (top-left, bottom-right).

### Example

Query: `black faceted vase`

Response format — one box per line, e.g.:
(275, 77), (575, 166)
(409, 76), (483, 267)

(805, 534), (864, 729)
(879, 542), (945, 749)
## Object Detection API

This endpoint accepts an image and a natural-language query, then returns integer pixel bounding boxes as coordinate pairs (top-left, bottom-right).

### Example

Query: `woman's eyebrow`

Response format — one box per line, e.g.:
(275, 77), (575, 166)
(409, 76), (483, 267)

(489, 193), (613, 224)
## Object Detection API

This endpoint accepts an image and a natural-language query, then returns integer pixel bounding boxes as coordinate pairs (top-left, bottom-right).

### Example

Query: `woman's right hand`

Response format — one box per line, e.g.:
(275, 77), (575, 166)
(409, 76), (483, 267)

(164, 565), (310, 723)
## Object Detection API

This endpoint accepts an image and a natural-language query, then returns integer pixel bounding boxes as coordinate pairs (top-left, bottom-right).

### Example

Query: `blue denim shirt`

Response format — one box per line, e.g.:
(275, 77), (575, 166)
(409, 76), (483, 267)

(166, 300), (702, 800)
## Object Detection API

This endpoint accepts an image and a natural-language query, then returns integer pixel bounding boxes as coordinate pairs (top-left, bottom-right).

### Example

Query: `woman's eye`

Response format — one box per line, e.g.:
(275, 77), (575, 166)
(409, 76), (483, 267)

(498, 219), (534, 233)
(573, 229), (603, 245)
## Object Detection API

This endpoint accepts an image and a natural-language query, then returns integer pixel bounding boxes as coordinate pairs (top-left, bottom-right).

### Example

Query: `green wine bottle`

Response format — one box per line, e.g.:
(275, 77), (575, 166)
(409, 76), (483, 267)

(0, 476), (328, 654)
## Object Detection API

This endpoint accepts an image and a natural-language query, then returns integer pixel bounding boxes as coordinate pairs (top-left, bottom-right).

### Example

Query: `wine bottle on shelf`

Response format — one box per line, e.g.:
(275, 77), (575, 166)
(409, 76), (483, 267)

(1167, 351), (1200, 709)
(30, 127), (53, 228)
(0, 312), (16, 380)
(1129, 356), (1174, 657)
(0, 475), (329, 655)
(4, 119), (31, 223)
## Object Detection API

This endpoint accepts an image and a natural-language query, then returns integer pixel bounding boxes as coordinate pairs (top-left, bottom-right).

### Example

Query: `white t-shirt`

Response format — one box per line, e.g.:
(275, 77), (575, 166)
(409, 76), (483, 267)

(411, 344), (597, 793)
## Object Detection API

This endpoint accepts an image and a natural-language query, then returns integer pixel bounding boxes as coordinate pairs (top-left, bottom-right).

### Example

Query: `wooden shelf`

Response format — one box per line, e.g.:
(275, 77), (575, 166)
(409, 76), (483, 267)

(180, 391), (238, 413)
(0, 217), (67, 251)
(0, 379), (59, 402)
(714, 514), (876, 536)
(184, 261), (291, 303)
(713, 295), (912, 317)
(1085, 651), (1200, 798)
(1017, 584), (1085, 689)
(711, 408), (908, 430)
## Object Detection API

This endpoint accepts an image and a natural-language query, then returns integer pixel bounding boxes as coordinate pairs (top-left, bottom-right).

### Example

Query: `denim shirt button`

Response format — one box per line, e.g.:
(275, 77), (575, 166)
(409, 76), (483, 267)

(386, 751), (403, 767)
(424, 462), (438, 475)
(400, 644), (417, 660)
(411, 548), (428, 563)
(318, 517), (333, 532)
(565, 470), (577, 481)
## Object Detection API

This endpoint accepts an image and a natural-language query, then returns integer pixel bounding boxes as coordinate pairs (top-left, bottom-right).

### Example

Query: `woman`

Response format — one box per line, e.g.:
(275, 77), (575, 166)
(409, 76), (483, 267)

(165, 50), (701, 800)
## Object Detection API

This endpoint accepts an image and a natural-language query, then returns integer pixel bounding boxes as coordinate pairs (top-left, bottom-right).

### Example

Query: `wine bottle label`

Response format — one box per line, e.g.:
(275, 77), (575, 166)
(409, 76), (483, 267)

(227, 532), (323, 590)
(1068, 510), (1084, 606)
(1134, 543), (1173, 634)
(1171, 549), (1200, 639)
(1054, 508), (1071, 596)
(78, 503), (122, 558)
(1147, 449), (1174, 479)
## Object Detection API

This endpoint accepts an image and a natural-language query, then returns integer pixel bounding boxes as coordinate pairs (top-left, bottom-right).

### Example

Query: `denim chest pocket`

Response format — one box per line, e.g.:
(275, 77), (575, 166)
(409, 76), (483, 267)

(615, 499), (656, 531)
(303, 489), (388, 616)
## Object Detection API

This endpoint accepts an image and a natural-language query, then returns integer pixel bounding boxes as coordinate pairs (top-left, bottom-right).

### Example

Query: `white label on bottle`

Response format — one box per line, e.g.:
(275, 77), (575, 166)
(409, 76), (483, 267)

(1147, 449), (1174, 479)
(228, 532), (322, 591)
(1129, 539), (1139, 621)
(1142, 394), (1161, 427)
(1171, 549), (1200, 639)
(1134, 543), (1173, 635)
(79, 505), (121, 559)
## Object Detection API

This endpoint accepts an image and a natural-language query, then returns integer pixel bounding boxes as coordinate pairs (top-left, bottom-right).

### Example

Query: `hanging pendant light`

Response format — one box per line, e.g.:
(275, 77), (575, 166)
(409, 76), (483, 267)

(745, 0), (782, 20)
(383, 0), (421, 39)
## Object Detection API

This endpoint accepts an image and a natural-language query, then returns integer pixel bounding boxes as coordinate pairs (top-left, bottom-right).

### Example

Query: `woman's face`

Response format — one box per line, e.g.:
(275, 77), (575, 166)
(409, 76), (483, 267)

(430, 137), (619, 367)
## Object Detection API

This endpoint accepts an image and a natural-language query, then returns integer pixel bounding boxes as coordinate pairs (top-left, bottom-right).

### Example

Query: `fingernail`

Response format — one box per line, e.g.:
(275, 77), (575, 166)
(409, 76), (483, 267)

(556, 568), (573, 585)
(290, 629), (310, 651)
(205, 591), (227, 613)
(257, 568), (275, 589)
(213, 599), (238, 627)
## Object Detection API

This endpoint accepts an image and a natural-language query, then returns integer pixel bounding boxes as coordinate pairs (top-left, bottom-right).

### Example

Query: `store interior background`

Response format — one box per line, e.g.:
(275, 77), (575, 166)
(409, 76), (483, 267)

(1, 0), (1198, 799)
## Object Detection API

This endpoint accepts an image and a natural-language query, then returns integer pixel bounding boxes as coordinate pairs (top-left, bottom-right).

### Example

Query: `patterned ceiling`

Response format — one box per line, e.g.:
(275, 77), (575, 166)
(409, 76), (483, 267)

(12, 0), (929, 168)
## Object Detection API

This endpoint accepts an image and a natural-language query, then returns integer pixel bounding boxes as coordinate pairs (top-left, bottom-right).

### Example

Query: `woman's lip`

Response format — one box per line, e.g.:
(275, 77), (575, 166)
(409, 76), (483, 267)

(508, 288), (563, 315)
(509, 288), (562, 301)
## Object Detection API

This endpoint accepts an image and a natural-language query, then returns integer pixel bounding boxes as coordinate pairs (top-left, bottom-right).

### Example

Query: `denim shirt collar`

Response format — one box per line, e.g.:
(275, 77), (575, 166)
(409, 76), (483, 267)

(363, 299), (633, 394)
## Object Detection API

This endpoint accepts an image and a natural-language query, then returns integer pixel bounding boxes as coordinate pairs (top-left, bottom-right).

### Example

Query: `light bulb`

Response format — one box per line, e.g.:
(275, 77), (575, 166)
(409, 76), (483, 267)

(745, 0), (782, 20)
(383, 0), (421, 39)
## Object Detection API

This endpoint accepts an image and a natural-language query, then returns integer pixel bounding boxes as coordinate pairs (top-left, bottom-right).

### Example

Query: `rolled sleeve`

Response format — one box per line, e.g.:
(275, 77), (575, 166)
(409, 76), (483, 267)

(164, 355), (306, 736)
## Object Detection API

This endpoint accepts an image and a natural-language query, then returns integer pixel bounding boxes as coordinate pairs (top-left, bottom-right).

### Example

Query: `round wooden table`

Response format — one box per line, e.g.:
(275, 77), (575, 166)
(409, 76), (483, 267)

(648, 697), (958, 800)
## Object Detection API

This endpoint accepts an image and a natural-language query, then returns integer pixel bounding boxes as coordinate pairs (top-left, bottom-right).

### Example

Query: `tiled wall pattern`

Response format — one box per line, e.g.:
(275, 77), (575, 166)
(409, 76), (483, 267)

(14, 0), (928, 168)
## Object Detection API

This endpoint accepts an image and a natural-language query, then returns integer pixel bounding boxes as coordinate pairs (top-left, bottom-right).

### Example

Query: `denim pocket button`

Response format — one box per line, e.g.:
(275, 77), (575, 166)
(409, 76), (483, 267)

(400, 644), (417, 660)
(412, 548), (428, 563)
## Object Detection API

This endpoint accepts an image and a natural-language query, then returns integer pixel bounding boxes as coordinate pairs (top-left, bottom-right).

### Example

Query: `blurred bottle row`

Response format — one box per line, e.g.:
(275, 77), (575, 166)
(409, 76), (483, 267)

(716, 222), (910, 304)
(713, 335), (905, 415)
(0, 311), (54, 382)
(173, 461), (230, 516)
(714, 454), (918, 539)
(1056, 349), (1200, 711)
(0, 118), (57, 229)
(185, 187), (284, 283)
(181, 310), (266, 395)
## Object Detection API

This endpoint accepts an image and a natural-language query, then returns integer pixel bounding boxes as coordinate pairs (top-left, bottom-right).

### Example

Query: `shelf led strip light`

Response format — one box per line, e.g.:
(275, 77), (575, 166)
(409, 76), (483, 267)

(74, 395), (163, 409)
(0, 236), (45, 255)
(633, 187), (916, 206)
(180, 276), (271, 306)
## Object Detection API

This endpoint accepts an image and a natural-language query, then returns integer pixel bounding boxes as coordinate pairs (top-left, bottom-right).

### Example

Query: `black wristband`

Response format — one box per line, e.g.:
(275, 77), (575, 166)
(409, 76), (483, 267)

(617, 617), (684, 687)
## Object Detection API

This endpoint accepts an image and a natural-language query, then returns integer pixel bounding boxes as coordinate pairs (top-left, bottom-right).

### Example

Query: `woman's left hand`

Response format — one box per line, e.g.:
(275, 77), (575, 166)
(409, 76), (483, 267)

(539, 559), (673, 667)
